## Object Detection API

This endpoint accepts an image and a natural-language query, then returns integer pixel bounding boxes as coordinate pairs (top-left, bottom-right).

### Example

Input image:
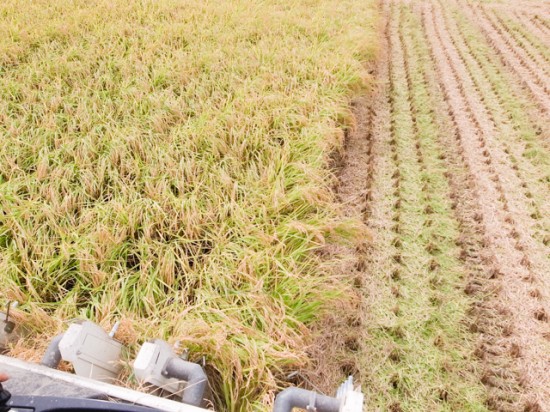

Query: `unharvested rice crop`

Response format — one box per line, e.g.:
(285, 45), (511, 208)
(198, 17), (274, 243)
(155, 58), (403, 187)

(0, 0), (378, 409)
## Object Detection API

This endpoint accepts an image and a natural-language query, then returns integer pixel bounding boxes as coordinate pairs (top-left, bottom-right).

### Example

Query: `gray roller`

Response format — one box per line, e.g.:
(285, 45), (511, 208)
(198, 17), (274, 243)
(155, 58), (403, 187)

(272, 387), (341, 412)
(162, 357), (208, 407)
(40, 334), (63, 369)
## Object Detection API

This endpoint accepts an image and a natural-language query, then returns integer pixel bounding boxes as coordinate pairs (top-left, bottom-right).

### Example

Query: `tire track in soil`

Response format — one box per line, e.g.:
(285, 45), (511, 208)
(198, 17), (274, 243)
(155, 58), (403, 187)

(328, 0), (396, 399)
(454, 0), (550, 114)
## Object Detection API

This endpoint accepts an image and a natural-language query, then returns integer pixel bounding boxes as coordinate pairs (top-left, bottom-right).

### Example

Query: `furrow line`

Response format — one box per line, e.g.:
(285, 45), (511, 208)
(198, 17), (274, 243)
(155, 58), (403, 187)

(371, 2), (463, 407)
(421, 3), (504, 272)
(532, 13), (550, 33)
(427, 2), (550, 408)
(435, 2), (550, 262)
(411, 5), (489, 283)
(387, 0), (405, 261)
(511, 11), (550, 54)
(436, 1), (548, 260)
(360, 1), (469, 408)
(483, 7), (550, 81)
(414, 4), (522, 409)
(430, 2), (518, 240)
(492, 11), (550, 74)
(514, 10), (550, 47)
(433, 1), (549, 273)
(455, 0), (550, 114)
(421, 4), (550, 409)
(443, 1), (550, 253)
(448, 6), (550, 152)
(358, 0), (405, 404)
(506, 0), (550, 15)
(386, 0), (407, 317)
(400, 4), (490, 407)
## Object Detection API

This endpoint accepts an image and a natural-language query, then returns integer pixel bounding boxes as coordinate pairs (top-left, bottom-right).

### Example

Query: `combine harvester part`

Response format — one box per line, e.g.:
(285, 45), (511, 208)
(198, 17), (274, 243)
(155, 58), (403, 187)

(134, 339), (208, 407)
(0, 381), (10, 412)
(41, 333), (64, 369)
(273, 377), (363, 412)
(1, 378), (155, 412)
(0, 354), (208, 412)
(0, 303), (18, 353)
(41, 320), (122, 382)
(2, 316), (360, 411)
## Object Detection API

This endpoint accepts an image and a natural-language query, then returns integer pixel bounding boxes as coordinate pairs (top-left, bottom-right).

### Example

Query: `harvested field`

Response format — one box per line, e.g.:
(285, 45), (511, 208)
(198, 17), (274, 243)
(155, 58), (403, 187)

(334, 0), (550, 410)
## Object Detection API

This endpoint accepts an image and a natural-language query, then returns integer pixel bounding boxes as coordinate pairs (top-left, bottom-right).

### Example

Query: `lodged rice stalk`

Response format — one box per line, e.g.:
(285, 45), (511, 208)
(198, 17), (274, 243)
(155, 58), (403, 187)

(0, 0), (378, 409)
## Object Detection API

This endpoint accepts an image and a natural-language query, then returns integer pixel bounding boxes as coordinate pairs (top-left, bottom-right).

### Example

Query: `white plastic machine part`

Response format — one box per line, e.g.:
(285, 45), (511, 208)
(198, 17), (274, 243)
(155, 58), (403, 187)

(0, 354), (208, 412)
(337, 376), (364, 412)
(134, 339), (183, 394)
(59, 320), (122, 382)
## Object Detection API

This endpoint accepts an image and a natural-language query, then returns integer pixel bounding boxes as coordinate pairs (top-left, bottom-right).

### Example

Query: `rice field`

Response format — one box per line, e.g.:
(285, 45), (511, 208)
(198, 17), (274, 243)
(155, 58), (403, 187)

(2, 0), (549, 410)
(0, 0), (378, 410)
(339, 0), (550, 410)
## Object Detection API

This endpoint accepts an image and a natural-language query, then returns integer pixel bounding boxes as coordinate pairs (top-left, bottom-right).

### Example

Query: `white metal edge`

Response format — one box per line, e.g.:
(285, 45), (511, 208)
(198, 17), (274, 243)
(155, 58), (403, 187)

(0, 354), (209, 412)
